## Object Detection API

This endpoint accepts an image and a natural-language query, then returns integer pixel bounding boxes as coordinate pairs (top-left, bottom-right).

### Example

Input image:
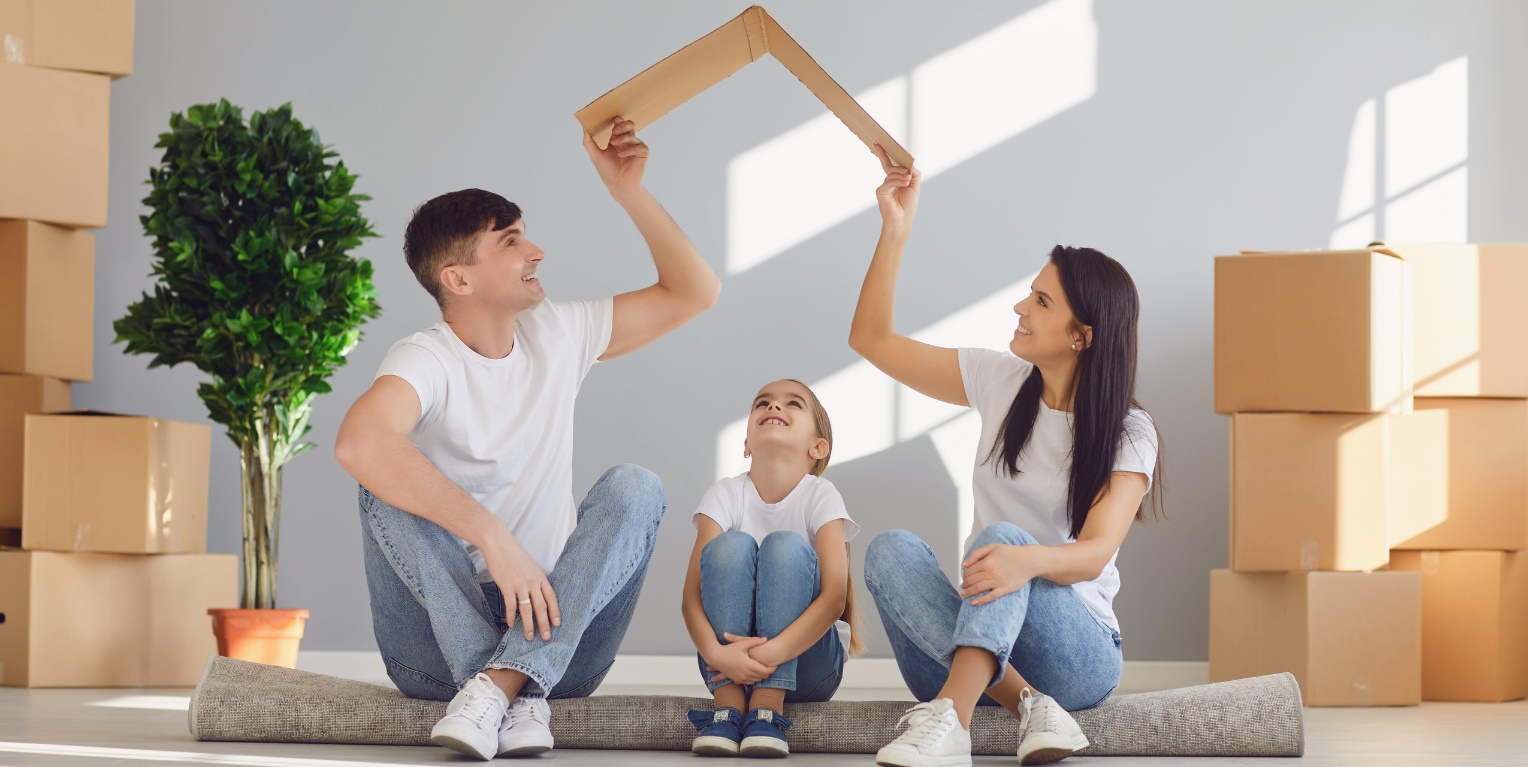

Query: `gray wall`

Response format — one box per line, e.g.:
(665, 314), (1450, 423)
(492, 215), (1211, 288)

(79, 1), (1528, 661)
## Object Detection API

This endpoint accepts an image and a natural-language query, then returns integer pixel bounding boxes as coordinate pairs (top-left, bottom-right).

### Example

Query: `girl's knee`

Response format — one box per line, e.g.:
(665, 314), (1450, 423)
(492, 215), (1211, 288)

(701, 530), (757, 571)
(757, 530), (813, 565)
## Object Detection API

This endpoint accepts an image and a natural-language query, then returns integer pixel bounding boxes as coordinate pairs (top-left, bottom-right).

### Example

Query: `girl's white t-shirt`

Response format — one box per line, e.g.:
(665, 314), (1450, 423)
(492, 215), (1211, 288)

(693, 472), (861, 546)
(374, 298), (614, 581)
(693, 472), (860, 643)
(958, 347), (1158, 633)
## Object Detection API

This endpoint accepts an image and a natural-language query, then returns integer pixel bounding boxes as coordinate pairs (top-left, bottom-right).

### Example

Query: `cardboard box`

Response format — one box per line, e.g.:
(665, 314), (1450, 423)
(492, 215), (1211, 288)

(1209, 569), (1421, 706)
(0, 374), (69, 527)
(1230, 411), (1448, 572)
(0, 220), (94, 381)
(0, 64), (111, 228)
(576, 5), (913, 167)
(0, 550), (236, 687)
(1380, 243), (1528, 398)
(1391, 399), (1528, 551)
(22, 412), (210, 554)
(1388, 551), (1528, 702)
(0, 0), (135, 76)
(1215, 248), (1412, 414)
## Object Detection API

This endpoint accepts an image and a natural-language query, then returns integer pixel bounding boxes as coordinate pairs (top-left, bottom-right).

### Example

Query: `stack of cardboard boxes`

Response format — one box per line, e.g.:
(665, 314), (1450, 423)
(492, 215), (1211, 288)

(0, 0), (236, 688)
(1210, 243), (1528, 705)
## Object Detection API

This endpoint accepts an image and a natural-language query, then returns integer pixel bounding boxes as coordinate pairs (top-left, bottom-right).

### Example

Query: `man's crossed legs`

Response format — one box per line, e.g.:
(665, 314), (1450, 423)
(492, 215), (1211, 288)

(358, 464), (666, 758)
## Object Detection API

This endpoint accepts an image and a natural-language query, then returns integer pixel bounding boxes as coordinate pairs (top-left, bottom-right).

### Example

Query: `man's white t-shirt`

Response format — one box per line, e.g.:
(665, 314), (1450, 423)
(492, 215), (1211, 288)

(693, 472), (860, 643)
(374, 298), (614, 581)
(958, 347), (1158, 633)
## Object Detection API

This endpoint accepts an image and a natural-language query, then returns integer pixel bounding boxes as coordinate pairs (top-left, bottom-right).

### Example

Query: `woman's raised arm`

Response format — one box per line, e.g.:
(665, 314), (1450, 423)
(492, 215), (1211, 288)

(847, 145), (967, 407)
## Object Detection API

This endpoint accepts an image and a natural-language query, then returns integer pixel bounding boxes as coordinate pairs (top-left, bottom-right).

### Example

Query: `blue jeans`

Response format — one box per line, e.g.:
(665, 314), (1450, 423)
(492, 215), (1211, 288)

(864, 522), (1122, 712)
(359, 464), (666, 701)
(697, 530), (845, 702)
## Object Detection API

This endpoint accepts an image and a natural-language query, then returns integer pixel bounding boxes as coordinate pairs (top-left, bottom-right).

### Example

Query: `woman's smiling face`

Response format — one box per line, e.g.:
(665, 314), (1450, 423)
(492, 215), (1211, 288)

(1010, 262), (1083, 362)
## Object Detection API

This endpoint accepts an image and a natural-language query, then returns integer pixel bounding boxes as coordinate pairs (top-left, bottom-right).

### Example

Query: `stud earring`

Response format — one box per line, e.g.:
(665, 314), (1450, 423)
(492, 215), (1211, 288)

(1071, 344), (1077, 350)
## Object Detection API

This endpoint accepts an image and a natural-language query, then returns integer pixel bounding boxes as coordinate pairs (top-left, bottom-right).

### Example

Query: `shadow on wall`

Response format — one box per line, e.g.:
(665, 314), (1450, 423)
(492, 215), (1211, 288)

(575, 0), (1487, 662)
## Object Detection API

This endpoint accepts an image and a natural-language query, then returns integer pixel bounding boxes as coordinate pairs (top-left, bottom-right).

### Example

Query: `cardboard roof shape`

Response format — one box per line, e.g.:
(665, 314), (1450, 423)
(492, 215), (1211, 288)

(575, 6), (913, 169)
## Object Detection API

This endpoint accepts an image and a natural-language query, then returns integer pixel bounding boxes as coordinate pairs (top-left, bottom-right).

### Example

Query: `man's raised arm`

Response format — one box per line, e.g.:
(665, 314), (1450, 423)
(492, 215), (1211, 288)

(334, 375), (562, 640)
(582, 118), (722, 361)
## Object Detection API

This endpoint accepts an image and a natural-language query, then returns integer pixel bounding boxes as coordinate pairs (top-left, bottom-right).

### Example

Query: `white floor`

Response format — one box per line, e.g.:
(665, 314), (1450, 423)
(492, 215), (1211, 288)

(3, 683), (1526, 766)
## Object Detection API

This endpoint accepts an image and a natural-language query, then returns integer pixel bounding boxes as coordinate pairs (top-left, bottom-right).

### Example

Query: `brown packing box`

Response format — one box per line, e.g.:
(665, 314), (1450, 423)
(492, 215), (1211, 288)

(22, 411), (210, 554)
(0, 64), (110, 228)
(1391, 399), (1528, 551)
(0, 550), (236, 687)
(0, 220), (95, 381)
(1386, 243), (1528, 397)
(1230, 411), (1449, 572)
(575, 5), (913, 167)
(1215, 248), (1412, 414)
(1387, 551), (1528, 702)
(1209, 569), (1421, 706)
(0, 0), (135, 76)
(0, 374), (69, 528)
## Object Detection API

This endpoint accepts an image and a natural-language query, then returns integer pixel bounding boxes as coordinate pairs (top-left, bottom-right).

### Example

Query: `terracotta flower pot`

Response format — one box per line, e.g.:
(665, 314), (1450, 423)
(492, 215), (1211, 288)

(208, 608), (310, 668)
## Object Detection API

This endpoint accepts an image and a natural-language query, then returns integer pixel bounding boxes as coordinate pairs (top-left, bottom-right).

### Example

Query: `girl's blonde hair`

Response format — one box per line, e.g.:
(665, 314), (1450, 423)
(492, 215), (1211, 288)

(783, 379), (866, 658)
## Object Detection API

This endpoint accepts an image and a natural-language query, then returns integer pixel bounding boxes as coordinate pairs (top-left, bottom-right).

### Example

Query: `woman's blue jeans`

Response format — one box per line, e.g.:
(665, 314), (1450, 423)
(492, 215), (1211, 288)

(864, 522), (1122, 712)
(697, 530), (844, 702)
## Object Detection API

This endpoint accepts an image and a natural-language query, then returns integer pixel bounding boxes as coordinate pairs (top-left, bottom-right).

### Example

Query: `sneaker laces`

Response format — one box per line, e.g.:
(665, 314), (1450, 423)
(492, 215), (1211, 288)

(505, 697), (545, 728)
(1017, 689), (1058, 738)
(893, 701), (955, 751)
(454, 688), (500, 728)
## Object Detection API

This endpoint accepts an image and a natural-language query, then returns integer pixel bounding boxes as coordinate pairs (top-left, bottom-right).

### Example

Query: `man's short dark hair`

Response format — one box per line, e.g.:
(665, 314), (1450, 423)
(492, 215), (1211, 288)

(403, 189), (523, 308)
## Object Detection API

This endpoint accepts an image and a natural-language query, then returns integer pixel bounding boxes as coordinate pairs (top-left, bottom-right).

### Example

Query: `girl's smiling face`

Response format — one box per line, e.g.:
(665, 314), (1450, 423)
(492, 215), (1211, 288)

(744, 380), (829, 468)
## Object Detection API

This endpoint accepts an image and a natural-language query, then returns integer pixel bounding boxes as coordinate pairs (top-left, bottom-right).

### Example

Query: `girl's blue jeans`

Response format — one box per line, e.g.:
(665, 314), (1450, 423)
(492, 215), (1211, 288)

(697, 530), (845, 702)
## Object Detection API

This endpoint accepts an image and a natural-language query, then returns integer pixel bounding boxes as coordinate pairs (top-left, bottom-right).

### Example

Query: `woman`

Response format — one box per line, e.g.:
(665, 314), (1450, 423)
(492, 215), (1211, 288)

(849, 146), (1162, 767)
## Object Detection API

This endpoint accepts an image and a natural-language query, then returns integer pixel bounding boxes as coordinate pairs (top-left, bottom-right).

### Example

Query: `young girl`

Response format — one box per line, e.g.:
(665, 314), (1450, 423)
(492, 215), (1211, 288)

(682, 379), (866, 758)
(852, 146), (1162, 767)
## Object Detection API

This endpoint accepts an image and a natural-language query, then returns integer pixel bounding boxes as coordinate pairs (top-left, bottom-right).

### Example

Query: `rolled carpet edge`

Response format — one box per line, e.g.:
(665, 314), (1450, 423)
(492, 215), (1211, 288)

(189, 655), (1303, 756)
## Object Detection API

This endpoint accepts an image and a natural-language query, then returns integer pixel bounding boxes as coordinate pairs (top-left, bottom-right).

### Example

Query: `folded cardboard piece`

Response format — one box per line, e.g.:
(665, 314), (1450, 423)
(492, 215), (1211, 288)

(0, 0), (135, 76)
(1391, 399), (1528, 551)
(1209, 568), (1421, 706)
(0, 219), (94, 381)
(0, 63), (111, 228)
(575, 5), (913, 168)
(1230, 411), (1443, 572)
(1388, 551), (1528, 702)
(22, 411), (210, 554)
(0, 374), (69, 528)
(1215, 247), (1413, 414)
(0, 550), (236, 687)
(1383, 243), (1528, 398)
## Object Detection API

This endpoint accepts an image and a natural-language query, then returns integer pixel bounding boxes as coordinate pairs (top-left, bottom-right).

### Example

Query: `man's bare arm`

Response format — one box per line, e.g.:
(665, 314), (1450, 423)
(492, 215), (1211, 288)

(334, 375), (561, 640)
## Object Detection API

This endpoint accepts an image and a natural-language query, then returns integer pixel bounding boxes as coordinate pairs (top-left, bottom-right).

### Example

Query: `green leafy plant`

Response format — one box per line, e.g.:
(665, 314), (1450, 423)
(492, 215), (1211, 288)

(115, 100), (379, 609)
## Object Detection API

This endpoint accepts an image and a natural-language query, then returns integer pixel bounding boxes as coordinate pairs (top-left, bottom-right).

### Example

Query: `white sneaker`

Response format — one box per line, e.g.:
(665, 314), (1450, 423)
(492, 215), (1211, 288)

(430, 673), (509, 760)
(1016, 690), (1089, 765)
(875, 698), (972, 767)
(497, 695), (555, 757)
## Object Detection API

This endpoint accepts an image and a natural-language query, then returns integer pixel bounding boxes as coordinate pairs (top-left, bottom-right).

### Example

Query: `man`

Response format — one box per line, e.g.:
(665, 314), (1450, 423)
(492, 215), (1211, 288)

(334, 118), (720, 760)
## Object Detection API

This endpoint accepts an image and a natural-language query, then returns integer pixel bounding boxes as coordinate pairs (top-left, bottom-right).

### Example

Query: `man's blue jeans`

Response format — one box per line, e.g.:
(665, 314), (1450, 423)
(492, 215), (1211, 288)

(864, 522), (1122, 712)
(359, 464), (665, 701)
(697, 530), (844, 702)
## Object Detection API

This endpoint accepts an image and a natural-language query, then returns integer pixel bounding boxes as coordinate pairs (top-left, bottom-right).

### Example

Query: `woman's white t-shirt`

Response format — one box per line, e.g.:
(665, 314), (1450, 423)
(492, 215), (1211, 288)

(693, 472), (860, 643)
(374, 298), (614, 581)
(959, 347), (1158, 633)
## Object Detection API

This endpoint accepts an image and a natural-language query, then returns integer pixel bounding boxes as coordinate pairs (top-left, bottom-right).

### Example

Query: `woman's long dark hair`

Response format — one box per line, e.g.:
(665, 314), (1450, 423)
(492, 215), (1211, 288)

(984, 246), (1164, 538)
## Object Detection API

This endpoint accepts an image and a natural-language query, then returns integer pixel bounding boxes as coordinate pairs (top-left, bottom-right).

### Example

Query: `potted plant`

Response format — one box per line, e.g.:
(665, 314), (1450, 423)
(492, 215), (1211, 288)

(115, 99), (379, 667)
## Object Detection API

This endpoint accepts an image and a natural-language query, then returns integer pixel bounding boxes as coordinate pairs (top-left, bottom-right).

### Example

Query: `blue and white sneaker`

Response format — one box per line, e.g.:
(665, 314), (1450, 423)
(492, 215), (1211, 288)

(689, 707), (744, 756)
(739, 707), (793, 758)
